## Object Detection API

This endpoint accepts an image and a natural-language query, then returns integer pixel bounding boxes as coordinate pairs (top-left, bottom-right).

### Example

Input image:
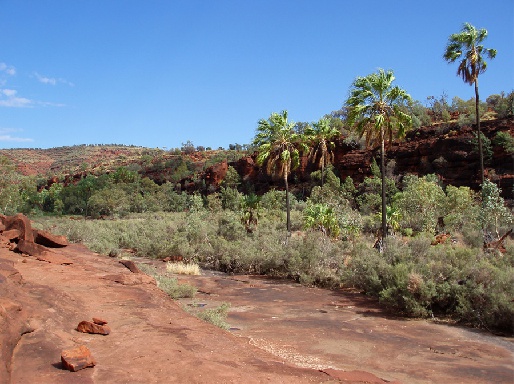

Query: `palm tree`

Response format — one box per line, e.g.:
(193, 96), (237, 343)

(304, 117), (340, 194)
(444, 22), (497, 185)
(345, 68), (412, 244)
(253, 110), (307, 235)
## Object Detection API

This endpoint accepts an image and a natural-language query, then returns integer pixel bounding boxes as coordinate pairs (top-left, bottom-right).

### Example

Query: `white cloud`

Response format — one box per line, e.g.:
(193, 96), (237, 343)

(35, 72), (57, 85)
(0, 62), (16, 76)
(0, 135), (34, 142)
(34, 72), (74, 86)
(0, 89), (34, 108)
(0, 128), (33, 142)
(0, 89), (33, 107)
(0, 88), (65, 108)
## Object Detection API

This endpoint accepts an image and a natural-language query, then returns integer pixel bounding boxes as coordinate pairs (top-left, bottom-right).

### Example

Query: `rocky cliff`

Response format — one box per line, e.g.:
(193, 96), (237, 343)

(229, 118), (513, 198)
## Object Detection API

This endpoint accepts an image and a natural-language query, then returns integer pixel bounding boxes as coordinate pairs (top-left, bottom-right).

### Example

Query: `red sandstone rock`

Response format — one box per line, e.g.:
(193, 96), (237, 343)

(119, 259), (141, 273)
(0, 214), (34, 242)
(35, 252), (73, 265)
(204, 160), (228, 187)
(76, 320), (111, 335)
(33, 229), (68, 248)
(432, 233), (450, 245)
(322, 368), (401, 383)
(92, 317), (107, 325)
(15, 239), (49, 257)
(1, 229), (21, 241)
(61, 345), (96, 372)
(0, 259), (23, 284)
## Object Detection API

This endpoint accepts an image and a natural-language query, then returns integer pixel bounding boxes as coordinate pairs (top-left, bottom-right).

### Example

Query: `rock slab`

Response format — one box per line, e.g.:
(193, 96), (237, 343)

(61, 345), (96, 372)
(76, 320), (111, 335)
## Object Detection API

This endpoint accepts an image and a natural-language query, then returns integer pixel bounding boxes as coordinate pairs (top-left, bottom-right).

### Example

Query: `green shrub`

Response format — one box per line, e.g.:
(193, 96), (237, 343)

(492, 131), (514, 154)
(155, 274), (197, 299)
(303, 202), (340, 238)
(395, 175), (445, 233)
(480, 180), (513, 239)
(443, 185), (480, 233)
(220, 187), (242, 211)
(195, 303), (231, 330)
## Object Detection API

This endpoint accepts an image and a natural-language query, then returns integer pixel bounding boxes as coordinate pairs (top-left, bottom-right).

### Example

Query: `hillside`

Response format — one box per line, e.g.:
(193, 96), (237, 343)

(1, 118), (513, 197)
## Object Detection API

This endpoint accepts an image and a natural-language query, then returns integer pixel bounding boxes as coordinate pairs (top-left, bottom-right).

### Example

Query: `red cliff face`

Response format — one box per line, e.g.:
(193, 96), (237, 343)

(230, 118), (513, 198)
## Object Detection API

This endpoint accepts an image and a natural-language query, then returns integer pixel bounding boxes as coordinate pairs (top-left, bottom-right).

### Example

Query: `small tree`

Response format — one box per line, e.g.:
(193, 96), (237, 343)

(346, 69), (412, 244)
(303, 202), (340, 238)
(480, 180), (513, 240)
(304, 117), (340, 195)
(253, 110), (307, 235)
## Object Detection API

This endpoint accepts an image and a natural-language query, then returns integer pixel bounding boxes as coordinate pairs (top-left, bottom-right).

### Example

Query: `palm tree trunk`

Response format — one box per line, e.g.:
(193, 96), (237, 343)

(285, 174), (291, 236)
(320, 162), (324, 203)
(475, 79), (485, 185)
(380, 127), (387, 244)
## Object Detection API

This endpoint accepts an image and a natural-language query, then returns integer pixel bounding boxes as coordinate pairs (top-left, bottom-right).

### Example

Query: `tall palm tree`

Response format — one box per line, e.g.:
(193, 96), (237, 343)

(304, 117), (340, 194)
(444, 22), (497, 185)
(345, 69), (412, 244)
(253, 110), (307, 235)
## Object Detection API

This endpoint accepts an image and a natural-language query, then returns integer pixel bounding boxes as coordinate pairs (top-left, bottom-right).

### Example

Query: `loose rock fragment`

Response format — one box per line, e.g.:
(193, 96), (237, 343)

(76, 320), (111, 335)
(119, 259), (141, 273)
(92, 317), (108, 325)
(61, 345), (96, 372)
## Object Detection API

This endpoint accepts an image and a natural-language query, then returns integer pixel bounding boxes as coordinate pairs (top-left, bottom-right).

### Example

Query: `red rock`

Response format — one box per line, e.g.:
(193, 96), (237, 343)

(61, 345), (96, 372)
(92, 317), (107, 325)
(15, 239), (49, 257)
(76, 320), (111, 335)
(0, 214), (34, 242)
(432, 233), (450, 245)
(0, 259), (23, 284)
(33, 229), (68, 248)
(322, 368), (398, 383)
(203, 160), (228, 188)
(119, 259), (141, 274)
(35, 252), (73, 265)
(1, 229), (21, 241)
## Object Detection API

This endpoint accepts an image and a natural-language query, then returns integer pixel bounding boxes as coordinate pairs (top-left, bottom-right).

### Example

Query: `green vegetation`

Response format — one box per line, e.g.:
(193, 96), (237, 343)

(193, 303), (231, 330)
(31, 172), (513, 333)
(304, 117), (340, 195)
(136, 263), (198, 299)
(253, 110), (308, 235)
(345, 68), (412, 246)
(444, 22), (497, 184)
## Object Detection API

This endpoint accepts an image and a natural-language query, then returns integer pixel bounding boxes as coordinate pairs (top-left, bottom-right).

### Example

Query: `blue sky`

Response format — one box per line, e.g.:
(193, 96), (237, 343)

(0, 0), (512, 150)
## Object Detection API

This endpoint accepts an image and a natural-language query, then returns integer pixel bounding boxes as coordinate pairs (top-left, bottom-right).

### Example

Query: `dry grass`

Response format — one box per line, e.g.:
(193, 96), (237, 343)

(166, 261), (201, 275)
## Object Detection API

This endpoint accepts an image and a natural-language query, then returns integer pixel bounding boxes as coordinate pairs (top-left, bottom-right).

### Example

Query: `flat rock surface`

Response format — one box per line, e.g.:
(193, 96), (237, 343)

(2, 243), (513, 384)
(2, 244), (370, 384)
(168, 266), (514, 384)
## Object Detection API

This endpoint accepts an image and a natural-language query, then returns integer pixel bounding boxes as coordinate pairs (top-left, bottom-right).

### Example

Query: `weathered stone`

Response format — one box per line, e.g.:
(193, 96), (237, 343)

(322, 368), (401, 384)
(33, 229), (68, 248)
(61, 345), (96, 372)
(0, 259), (23, 284)
(0, 214), (34, 242)
(203, 160), (228, 188)
(1, 229), (21, 241)
(15, 240), (48, 257)
(76, 320), (111, 335)
(92, 317), (107, 325)
(119, 259), (141, 274)
(35, 252), (73, 265)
